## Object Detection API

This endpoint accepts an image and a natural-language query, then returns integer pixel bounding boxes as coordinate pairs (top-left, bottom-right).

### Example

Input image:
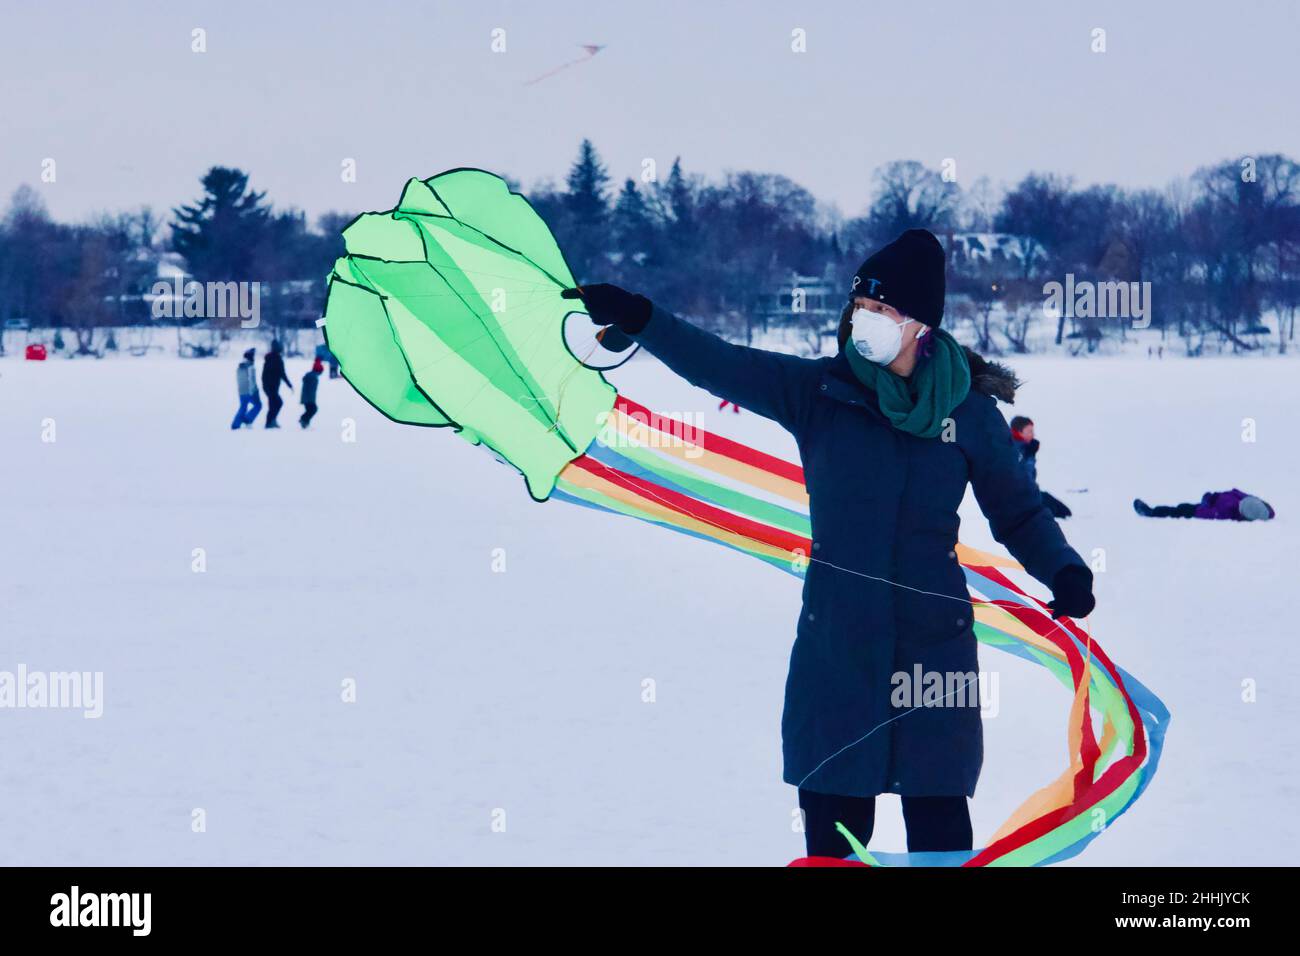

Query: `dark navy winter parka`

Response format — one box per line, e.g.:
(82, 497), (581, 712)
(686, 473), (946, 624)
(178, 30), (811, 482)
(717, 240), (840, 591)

(633, 307), (1086, 798)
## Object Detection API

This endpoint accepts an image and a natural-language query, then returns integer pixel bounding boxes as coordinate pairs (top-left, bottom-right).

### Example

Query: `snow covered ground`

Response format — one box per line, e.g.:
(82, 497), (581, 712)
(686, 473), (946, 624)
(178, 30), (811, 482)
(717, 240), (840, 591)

(1, 343), (1296, 865)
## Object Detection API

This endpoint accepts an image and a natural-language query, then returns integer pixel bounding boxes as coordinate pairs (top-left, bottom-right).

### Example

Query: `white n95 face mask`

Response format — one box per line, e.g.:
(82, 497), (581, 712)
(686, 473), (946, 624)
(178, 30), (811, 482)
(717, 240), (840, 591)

(850, 307), (915, 365)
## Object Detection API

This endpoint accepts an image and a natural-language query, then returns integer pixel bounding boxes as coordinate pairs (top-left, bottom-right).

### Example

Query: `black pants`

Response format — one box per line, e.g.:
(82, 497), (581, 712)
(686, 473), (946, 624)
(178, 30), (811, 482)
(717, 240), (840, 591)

(299, 402), (317, 427)
(799, 788), (972, 857)
(1148, 502), (1197, 518)
(265, 389), (284, 427)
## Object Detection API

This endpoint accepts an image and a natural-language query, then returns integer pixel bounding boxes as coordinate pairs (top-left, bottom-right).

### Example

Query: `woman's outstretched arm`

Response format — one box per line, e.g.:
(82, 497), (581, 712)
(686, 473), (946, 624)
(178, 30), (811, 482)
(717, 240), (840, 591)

(566, 284), (821, 434)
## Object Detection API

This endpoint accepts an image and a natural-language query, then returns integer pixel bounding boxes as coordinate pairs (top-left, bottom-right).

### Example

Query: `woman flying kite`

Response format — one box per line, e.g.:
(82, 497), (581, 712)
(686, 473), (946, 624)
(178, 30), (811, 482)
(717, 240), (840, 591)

(563, 230), (1096, 858)
(321, 170), (1164, 865)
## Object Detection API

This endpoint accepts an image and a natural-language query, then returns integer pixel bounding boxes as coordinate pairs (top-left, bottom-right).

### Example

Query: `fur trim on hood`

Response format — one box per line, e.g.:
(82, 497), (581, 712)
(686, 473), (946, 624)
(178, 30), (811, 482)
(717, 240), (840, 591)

(964, 347), (1019, 404)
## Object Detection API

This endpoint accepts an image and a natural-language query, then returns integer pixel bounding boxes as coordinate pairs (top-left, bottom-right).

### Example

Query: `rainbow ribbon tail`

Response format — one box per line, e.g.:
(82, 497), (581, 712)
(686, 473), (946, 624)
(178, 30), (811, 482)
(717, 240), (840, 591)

(551, 395), (1170, 868)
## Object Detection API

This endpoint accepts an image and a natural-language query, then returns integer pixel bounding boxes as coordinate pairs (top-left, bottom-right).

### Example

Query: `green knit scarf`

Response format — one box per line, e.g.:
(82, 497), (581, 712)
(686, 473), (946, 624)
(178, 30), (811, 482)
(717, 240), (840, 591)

(844, 329), (971, 438)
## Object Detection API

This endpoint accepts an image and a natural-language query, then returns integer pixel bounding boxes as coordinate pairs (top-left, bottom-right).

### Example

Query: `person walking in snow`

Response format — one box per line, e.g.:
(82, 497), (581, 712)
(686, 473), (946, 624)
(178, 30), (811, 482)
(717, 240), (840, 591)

(1134, 490), (1274, 521)
(231, 348), (262, 429)
(564, 230), (1094, 860)
(1010, 415), (1071, 519)
(261, 339), (293, 429)
(299, 358), (322, 428)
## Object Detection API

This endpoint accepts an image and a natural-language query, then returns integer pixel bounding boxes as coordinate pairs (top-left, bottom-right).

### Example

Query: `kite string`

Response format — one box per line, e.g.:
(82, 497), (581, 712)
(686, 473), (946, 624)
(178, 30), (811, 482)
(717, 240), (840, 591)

(577, 448), (1104, 798)
(576, 445), (1143, 863)
(547, 315), (602, 434)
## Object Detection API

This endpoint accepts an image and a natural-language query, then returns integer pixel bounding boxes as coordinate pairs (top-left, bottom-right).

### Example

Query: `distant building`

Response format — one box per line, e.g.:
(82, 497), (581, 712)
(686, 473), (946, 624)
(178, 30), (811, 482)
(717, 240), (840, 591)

(945, 232), (1044, 274)
(264, 278), (323, 328)
(138, 252), (192, 321)
(143, 255), (323, 328)
(756, 272), (841, 327)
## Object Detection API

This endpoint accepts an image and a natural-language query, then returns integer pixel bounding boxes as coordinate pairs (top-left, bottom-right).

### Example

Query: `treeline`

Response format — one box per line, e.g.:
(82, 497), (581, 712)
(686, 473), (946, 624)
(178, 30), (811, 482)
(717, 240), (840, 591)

(535, 142), (1300, 355)
(1, 144), (1297, 356)
(0, 168), (349, 355)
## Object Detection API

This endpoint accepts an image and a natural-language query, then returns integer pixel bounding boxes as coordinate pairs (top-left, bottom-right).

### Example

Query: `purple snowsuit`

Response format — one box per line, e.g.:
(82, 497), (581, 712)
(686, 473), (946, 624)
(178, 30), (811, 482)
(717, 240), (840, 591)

(1195, 489), (1275, 521)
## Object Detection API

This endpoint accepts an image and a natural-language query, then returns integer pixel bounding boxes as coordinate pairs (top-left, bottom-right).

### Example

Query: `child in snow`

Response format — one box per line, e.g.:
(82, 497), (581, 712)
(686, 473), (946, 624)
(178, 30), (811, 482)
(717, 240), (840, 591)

(1009, 416), (1039, 480)
(321, 344), (340, 379)
(1010, 415), (1071, 519)
(231, 348), (262, 429)
(300, 358), (322, 428)
(564, 230), (1093, 859)
(1134, 490), (1274, 521)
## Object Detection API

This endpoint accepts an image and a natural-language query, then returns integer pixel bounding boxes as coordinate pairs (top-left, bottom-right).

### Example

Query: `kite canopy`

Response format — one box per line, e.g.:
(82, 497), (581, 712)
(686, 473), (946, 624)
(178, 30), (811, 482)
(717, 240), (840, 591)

(322, 168), (615, 499)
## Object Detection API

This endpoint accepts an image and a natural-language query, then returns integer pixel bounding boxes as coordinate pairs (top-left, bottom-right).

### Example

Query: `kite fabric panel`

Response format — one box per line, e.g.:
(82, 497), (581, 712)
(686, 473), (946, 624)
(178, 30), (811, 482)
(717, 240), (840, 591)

(321, 168), (616, 500)
(322, 168), (1170, 866)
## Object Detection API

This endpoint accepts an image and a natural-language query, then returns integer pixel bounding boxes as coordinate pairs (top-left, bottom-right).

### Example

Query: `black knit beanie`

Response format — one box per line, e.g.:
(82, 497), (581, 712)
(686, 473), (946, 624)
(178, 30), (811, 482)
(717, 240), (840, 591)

(849, 228), (947, 328)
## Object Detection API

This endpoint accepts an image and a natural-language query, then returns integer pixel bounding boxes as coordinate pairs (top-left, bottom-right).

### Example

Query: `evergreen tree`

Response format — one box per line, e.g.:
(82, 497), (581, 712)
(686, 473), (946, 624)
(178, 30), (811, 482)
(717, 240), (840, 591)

(565, 139), (610, 226)
(611, 179), (656, 283)
(170, 167), (272, 281)
(662, 157), (694, 228)
(561, 140), (611, 279)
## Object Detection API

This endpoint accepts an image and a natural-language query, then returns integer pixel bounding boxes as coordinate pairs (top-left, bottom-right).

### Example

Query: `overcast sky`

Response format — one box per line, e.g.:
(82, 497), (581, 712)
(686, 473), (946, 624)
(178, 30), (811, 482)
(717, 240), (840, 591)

(4, 0), (1297, 224)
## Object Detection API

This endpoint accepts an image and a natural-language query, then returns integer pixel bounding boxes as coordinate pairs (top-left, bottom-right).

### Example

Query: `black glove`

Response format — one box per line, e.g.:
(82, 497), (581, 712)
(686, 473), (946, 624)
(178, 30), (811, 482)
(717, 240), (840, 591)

(561, 283), (652, 336)
(1047, 565), (1095, 620)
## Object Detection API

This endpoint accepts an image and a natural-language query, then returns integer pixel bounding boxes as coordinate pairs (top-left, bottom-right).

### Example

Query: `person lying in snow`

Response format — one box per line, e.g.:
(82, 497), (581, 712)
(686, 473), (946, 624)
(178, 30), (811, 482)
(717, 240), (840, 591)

(1134, 490), (1275, 521)
(1009, 415), (1071, 519)
(564, 229), (1093, 860)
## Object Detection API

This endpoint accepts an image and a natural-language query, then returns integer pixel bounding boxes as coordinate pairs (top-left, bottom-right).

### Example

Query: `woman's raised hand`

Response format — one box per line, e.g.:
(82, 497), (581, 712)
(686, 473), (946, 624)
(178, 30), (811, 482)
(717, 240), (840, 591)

(561, 283), (652, 335)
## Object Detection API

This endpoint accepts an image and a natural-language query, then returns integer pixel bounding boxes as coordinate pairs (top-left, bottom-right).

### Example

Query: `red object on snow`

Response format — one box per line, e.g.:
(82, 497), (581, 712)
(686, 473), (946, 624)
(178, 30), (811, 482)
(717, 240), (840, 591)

(787, 856), (870, 868)
(25, 344), (47, 361)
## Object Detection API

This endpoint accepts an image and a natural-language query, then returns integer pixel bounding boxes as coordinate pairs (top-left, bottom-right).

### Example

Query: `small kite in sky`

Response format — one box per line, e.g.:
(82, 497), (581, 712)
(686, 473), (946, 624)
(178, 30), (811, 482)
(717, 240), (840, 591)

(525, 44), (605, 86)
